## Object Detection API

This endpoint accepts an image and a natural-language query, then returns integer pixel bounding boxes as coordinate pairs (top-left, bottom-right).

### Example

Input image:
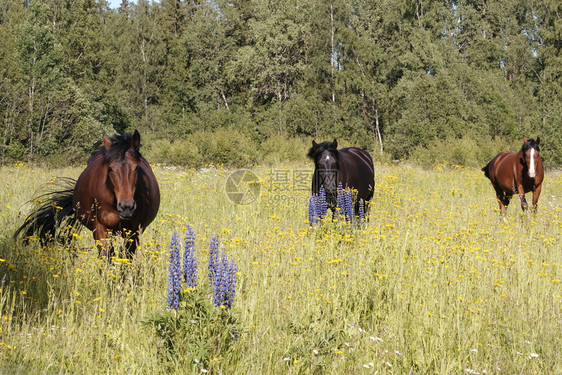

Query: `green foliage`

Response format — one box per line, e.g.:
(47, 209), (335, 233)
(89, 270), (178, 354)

(145, 129), (259, 168)
(408, 136), (520, 167)
(145, 129), (312, 168)
(0, 0), (561, 166)
(142, 288), (240, 370)
(145, 138), (202, 168)
(259, 133), (309, 165)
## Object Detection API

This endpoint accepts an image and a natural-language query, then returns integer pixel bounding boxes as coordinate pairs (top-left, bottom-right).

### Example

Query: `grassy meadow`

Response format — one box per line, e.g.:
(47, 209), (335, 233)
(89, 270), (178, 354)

(0, 161), (560, 374)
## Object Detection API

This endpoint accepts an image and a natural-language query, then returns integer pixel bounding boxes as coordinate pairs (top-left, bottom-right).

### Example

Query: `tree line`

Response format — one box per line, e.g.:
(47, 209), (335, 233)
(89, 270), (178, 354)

(0, 0), (560, 167)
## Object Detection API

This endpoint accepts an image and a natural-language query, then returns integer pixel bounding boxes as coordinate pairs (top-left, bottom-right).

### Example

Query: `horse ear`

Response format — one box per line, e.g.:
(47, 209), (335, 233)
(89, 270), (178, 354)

(536, 136), (540, 146)
(332, 139), (338, 149)
(131, 130), (141, 150)
(103, 134), (112, 148)
(312, 140), (318, 150)
(523, 136), (528, 144)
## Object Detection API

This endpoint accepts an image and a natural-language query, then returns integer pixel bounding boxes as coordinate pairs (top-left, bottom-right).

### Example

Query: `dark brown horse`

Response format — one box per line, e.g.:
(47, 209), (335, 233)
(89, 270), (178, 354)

(308, 140), (374, 216)
(15, 130), (160, 258)
(482, 137), (543, 215)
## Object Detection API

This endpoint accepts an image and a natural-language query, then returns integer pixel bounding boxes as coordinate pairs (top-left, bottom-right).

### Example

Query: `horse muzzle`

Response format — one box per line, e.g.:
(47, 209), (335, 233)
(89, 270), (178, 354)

(117, 200), (137, 219)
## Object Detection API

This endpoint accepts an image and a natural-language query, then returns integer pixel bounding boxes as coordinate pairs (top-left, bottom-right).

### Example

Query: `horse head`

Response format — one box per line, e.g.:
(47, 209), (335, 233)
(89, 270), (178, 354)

(103, 130), (142, 219)
(521, 136), (541, 179)
(308, 140), (339, 208)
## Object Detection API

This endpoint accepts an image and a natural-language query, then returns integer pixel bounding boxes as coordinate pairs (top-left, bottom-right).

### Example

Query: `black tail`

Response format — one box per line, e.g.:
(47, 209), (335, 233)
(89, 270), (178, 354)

(481, 162), (491, 179)
(14, 178), (81, 243)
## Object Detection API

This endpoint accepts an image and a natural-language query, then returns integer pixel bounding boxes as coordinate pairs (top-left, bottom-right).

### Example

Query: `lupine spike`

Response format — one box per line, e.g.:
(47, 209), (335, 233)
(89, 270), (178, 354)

(212, 254), (226, 308)
(208, 238), (238, 309)
(227, 259), (238, 307)
(308, 186), (329, 225)
(344, 188), (354, 221)
(167, 231), (181, 309)
(318, 186), (327, 218)
(184, 225), (197, 287)
(359, 199), (365, 222)
(209, 235), (219, 287)
(308, 194), (319, 225)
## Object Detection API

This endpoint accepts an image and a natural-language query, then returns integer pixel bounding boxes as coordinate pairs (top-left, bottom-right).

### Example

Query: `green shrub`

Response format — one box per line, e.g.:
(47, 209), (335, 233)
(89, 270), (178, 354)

(409, 136), (521, 167)
(258, 134), (309, 165)
(144, 129), (259, 168)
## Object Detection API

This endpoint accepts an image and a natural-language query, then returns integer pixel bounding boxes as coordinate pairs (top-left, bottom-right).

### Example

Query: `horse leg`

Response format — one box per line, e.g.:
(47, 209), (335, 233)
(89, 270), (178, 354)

(494, 187), (507, 216)
(503, 193), (512, 207)
(531, 184), (542, 212)
(517, 184), (529, 211)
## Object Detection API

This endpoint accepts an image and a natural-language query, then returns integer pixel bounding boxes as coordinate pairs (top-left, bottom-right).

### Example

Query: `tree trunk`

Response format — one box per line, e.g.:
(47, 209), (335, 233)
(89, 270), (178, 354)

(374, 106), (383, 154)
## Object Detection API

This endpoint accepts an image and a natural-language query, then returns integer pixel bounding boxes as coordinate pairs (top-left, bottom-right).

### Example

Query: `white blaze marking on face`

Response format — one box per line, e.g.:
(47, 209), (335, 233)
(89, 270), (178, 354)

(529, 148), (535, 177)
(325, 155), (331, 161)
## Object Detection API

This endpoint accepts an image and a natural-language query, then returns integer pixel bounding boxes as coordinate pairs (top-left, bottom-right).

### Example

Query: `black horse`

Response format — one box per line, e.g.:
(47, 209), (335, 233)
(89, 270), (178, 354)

(308, 140), (374, 217)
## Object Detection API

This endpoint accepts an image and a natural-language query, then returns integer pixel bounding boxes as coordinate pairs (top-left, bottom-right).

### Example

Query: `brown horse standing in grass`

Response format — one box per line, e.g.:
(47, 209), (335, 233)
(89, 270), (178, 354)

(15, 130), (160, 258)
(482, 137), (544, 215)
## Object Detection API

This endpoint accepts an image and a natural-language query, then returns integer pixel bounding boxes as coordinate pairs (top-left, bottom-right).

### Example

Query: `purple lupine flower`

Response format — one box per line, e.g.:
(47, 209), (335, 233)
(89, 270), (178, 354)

(308, 194), (319, 225)
(208, 244), (238, 309)
(214, 253), (228, 308)
(309, 186), (328, 225)
(183, 225), (197, 287)
(343, 188), (354, 221)
(212, 253), (226, 308)
(336, 184), (354, 222)
(167, 231), (181, 309)
(358, 199), (365, 222)
(208, 235), (220, 287)
(318, 186), (328, 219)
(226, 259), (238, 307)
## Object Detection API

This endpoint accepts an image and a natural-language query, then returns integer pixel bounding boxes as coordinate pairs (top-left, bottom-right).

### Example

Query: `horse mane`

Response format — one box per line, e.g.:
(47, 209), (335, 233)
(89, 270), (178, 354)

(521, 138), (540, 153)
(307, 141), (338, 161)
(96, 133), (142, 164)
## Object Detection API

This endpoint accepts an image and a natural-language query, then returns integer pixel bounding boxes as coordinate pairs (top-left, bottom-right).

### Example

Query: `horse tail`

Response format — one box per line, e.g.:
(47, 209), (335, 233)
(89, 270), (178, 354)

(14, 178), (81, 243)
(481, 161), (491, 179)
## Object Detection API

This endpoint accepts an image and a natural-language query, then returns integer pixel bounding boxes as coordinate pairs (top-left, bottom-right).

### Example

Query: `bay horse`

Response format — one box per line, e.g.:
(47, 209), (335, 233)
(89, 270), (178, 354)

(15, 130), (160, 258)
(308, 140), (374, 217)
(482, 137), (543, 215)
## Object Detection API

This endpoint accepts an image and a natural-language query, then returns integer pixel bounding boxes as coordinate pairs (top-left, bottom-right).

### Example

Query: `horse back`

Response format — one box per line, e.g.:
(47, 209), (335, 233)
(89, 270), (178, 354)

(484, 151), (518, 185)
(338, 147), (375, 200)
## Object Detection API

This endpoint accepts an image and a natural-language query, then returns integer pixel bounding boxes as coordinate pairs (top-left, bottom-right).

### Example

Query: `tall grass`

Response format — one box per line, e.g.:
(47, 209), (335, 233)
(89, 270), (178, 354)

(0, 162), (560, 374)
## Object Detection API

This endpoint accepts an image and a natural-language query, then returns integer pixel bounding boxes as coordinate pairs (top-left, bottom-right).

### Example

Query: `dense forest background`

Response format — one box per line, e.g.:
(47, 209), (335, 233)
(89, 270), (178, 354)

(0, 0), (560, 167)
